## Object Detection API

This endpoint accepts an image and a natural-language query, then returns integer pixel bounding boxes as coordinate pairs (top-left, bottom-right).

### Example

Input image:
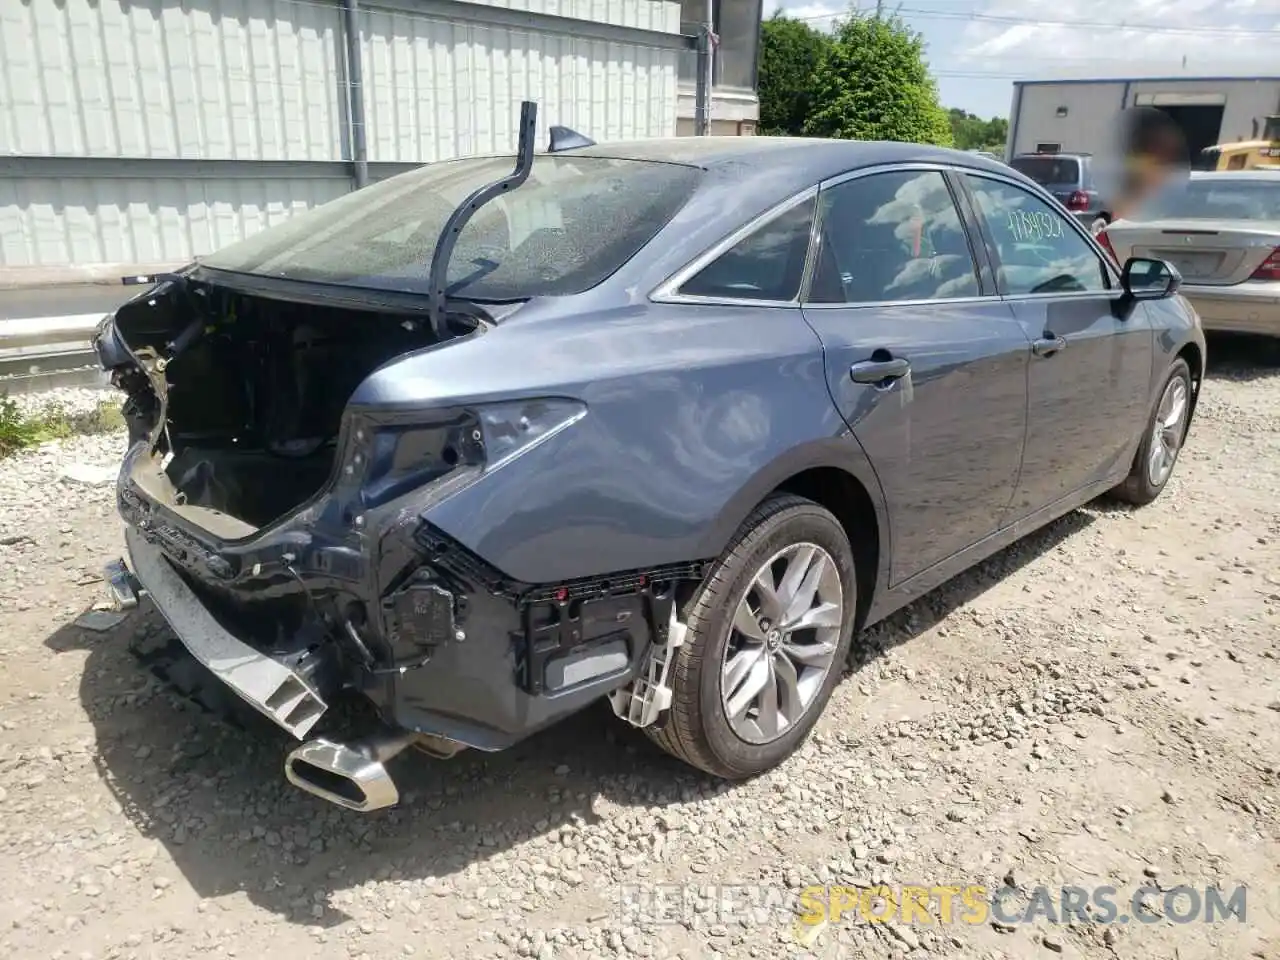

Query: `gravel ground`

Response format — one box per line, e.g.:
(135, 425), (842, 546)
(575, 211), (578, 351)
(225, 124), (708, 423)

(0, 339), (1277, 960)
(8, 386), (115, 421)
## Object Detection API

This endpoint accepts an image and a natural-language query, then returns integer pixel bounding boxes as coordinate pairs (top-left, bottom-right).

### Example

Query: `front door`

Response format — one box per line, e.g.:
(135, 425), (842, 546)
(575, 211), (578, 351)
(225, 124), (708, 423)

(800, 167), (1031, 585)
(959, 173), (1154, 519)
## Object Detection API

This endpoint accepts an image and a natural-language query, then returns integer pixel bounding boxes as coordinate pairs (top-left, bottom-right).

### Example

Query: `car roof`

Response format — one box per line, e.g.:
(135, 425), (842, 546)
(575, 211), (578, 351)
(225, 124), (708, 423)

(542, 136), (1047, 297)
(1189, 169), (1280, 180)
(570, 136), (1015, 190)
(1012, 152), (1091, 157)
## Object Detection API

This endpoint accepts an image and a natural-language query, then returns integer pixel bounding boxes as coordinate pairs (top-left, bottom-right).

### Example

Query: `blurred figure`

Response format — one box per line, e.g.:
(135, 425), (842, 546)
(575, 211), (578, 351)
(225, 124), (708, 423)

(1091, 106), (1190, 234)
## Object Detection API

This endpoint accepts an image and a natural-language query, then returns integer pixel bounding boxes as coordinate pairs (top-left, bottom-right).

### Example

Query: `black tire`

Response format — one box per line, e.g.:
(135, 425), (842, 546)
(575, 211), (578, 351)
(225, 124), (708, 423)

(645, 493), (857, 779)
(1109, 358), (1193, 505)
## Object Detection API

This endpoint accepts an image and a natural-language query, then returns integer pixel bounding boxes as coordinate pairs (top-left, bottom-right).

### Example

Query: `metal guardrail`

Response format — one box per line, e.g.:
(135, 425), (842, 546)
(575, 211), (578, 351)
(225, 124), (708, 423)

(0, 314), (107, 395)
(1, 275), (170, 394)
(1, 313), (103, 350)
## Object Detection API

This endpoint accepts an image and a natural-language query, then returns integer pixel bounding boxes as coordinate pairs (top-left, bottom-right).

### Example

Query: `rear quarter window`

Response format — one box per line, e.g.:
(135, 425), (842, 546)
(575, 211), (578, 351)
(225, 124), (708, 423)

(678, 197), (816, 302)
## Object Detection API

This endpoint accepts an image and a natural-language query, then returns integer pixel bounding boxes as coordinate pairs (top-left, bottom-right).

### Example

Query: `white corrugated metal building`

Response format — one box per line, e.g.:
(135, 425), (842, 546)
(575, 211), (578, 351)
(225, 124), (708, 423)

(1007, 71), (1280, 161)
(0, 0), (760, 277)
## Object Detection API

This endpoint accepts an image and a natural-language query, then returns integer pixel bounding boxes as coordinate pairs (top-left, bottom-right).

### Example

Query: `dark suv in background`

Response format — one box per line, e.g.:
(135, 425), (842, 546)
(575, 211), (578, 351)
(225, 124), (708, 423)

(1010, 152), (1109, 230)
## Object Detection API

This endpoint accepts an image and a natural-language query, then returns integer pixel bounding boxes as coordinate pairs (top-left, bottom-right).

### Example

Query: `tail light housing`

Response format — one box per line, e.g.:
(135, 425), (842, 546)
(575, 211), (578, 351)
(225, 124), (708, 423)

(1249, 247), (1280, 281)
(1097, 229), (1118, 263)
(352, 398), (587, 509)
(1066, 190), (1090, 211)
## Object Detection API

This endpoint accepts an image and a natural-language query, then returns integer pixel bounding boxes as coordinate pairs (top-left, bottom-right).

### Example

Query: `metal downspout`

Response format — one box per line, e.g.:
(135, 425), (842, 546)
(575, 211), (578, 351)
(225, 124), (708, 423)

(694, 0), (714, 135)
(342, 0), (369, 189)
(1006, 83), (1024, 161)
(694, 33), (709, 134)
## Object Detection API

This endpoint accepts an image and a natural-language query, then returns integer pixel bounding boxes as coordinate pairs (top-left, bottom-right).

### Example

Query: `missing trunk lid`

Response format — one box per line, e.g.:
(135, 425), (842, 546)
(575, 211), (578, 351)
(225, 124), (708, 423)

(102, 101), (542, 536)
(109, 280), (484, 533)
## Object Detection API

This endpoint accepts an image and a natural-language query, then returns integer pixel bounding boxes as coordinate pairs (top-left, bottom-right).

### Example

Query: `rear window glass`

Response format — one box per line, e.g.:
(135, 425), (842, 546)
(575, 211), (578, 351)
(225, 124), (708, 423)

(1133, 179), (1280, 221)
(1010, 157), (1081, 185)
(200, 156), (702, 299)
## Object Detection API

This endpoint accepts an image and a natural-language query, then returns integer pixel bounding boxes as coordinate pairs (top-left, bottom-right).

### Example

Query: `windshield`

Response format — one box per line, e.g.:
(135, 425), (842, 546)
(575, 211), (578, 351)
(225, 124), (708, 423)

(200, 155), (703, 299)
(1132, 179), (1280, 221)
(1010, 156), (1081, 185)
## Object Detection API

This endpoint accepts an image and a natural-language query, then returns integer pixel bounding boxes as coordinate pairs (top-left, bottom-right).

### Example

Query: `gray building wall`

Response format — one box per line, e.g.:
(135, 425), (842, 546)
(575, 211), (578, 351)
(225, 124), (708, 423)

(673, 0), (762, 135)
(1008, 76), (1280, 158)
(0, 0), (690, 273)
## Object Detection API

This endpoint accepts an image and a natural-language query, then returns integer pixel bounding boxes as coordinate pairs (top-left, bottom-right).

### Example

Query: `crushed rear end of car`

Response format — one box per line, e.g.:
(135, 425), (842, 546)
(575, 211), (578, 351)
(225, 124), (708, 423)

(96, 270), (691, 810)
(92, 101), (696, 811)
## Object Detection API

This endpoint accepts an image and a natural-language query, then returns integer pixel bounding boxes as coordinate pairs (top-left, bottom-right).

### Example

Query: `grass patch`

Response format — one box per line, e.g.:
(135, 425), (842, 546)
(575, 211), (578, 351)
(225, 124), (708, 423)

(0, 394), (126, 459)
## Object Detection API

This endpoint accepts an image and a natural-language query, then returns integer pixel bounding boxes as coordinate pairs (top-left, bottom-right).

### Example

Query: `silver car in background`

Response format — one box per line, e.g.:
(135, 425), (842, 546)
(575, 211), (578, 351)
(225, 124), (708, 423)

(1100, 171), (1280, 337)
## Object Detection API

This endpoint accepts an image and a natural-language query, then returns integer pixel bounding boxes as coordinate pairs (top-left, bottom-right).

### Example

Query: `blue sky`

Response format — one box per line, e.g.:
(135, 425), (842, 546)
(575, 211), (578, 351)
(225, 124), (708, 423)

(768, 0), (1280, 118)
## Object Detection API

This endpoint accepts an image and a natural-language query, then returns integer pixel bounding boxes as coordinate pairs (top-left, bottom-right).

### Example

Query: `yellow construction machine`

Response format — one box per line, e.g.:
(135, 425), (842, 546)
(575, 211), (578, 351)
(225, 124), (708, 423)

(1197, 115), (1280, 171)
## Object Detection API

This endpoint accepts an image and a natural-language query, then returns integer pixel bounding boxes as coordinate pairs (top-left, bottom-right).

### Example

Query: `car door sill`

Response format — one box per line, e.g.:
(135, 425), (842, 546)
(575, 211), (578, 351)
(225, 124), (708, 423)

(864, 472), (1126, 626)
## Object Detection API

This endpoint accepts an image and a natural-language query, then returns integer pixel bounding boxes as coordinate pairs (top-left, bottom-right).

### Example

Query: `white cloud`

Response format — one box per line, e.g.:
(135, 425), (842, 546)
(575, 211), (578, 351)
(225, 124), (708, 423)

(955, 0), (1279, 77)
(767, 1), (843, 27)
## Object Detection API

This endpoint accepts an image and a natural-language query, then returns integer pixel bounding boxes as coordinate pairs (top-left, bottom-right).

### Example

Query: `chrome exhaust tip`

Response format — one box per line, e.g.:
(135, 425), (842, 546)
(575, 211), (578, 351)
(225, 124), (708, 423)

(284, 730), (417, 812)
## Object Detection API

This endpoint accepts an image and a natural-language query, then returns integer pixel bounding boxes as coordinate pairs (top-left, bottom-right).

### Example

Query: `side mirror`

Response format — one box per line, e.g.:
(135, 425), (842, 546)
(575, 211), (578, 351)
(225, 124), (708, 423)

(1121, 256), (1181, 300)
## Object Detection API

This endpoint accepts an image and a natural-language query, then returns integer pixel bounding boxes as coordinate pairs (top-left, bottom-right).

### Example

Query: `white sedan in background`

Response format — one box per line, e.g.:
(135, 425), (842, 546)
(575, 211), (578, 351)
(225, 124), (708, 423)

(1100, 171), (1280, 337)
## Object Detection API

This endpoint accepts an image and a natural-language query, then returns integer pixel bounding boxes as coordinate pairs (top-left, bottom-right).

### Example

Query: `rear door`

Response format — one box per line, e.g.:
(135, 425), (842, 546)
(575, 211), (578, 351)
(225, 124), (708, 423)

(958, 172), (1154, 519)
(799, 166), (1031, 585)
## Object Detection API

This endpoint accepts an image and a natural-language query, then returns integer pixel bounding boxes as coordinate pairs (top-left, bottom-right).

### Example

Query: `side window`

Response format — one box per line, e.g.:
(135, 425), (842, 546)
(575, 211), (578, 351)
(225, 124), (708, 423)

(808, 170), (981, 304)
(964, 176), (1109, 295)
(679, 196), (815, 301)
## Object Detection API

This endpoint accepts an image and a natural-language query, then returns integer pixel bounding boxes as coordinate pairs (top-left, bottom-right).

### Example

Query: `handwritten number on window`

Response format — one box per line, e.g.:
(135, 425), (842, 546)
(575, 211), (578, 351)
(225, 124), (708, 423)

(1005, 209), (1064, 244)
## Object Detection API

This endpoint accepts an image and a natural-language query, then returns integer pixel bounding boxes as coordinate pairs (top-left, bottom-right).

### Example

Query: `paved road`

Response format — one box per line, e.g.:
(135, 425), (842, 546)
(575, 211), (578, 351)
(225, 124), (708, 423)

(0, 285), (138, 321)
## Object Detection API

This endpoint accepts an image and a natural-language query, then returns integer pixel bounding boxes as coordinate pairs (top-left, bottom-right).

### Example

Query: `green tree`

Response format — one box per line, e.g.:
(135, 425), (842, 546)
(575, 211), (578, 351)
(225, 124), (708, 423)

(948, 108), (1009, 151)
(758, 14), (833, 136)
(803, 13), (952, 146)
(984, 115), (1009, 150)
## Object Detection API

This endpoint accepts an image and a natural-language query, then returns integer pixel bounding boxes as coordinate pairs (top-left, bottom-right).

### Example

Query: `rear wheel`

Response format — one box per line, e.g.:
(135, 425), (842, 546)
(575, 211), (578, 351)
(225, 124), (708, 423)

(1109, 358), (1192, 505)
(645, 494), (857, 779)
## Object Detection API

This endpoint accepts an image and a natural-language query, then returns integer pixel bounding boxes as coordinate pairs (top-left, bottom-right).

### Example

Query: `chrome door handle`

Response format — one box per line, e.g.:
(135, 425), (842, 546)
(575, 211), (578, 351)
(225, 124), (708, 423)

(850, 357), (911, 383)
(1032, 335), (1067, 358)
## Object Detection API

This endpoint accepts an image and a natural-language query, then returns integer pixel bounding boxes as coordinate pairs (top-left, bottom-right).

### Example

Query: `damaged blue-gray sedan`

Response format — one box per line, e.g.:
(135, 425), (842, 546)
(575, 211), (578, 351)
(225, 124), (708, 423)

(93, 102), (1205, 812)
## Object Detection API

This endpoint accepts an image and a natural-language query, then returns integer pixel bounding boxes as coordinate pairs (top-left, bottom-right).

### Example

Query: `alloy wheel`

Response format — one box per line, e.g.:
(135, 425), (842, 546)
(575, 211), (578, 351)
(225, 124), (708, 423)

(1147, 374), (1189, 488)
(719, 542), (844, 744)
